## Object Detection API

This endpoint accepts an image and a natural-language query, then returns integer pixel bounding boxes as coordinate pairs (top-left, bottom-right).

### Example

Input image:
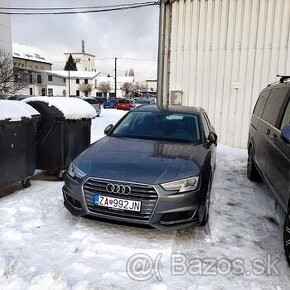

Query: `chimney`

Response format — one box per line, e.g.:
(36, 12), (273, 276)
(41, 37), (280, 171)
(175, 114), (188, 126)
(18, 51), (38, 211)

(81, 40), (85, 53)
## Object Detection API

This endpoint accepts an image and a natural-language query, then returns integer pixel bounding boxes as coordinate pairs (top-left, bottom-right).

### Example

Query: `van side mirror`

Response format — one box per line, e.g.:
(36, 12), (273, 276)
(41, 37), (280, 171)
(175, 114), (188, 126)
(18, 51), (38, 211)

(208, 132), (217, 145)
(281, 124), (290, 143)
(104, 124), (114, 135)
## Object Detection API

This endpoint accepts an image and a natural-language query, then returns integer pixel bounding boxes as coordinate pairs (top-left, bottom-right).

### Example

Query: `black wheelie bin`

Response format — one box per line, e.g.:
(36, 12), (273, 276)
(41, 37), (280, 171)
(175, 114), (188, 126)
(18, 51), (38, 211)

(0, 100), (40, 188)
(23, 97), (96, 179)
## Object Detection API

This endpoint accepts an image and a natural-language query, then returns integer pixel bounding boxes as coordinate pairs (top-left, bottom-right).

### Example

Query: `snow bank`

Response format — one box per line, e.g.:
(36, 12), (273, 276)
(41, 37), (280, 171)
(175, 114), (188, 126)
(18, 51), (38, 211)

(23, 97), (97, 120)
(0, 100), (40, 122)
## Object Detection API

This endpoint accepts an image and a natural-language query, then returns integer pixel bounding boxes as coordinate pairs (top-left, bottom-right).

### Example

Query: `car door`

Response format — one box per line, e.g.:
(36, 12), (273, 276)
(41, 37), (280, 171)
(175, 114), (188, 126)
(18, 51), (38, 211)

(261, 87), (290, 210)
(251, 90), (271, 173)
(201, 112), (216, 171)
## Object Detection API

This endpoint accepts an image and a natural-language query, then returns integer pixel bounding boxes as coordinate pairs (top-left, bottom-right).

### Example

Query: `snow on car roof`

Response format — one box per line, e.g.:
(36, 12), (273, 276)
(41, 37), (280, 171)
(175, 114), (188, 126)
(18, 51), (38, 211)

(0, 100), (40, 122)
(23, 97), (97, 120)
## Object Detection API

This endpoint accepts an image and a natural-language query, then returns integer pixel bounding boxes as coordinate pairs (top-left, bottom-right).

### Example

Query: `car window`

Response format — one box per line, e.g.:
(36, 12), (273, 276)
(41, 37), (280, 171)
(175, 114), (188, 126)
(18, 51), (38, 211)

(253, 90), (270, 117)
(119, 100), (129, 104)
(281, 99), (290, 129)
(262, 88), (289, 128)
(84, 99), (96, 104)
(112, 111), (201, 143)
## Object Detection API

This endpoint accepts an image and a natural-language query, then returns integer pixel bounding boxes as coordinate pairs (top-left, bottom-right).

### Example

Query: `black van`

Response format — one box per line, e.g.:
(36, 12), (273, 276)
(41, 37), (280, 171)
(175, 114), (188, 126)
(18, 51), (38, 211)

(247, 75), (290, 265)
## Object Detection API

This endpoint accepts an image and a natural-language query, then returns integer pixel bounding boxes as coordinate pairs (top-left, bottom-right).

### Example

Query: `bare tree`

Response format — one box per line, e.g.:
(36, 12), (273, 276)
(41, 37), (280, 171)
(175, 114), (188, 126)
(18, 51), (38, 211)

(120, 82), (134, 98)
(0, 48), (31, 98)
(98, 82), (111, 98)
(134, 82), (148, 92)
(79, 83), (93, 97)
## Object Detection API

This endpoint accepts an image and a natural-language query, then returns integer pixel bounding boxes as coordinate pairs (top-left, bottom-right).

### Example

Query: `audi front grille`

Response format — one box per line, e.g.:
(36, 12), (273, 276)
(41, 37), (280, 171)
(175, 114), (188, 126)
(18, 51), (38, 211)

(82, 178), (158, 222)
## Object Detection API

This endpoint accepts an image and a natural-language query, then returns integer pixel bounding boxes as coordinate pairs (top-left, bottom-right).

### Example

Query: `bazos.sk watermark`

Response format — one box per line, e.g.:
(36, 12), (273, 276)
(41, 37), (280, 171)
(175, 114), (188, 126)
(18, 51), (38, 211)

(126, 253), (281, 281)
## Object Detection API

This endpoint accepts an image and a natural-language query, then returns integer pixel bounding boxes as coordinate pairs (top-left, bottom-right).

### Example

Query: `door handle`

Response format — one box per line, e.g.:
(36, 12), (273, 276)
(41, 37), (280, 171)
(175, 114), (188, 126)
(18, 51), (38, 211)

(265, 128), (270, 135)
(271, 133), (278, 143)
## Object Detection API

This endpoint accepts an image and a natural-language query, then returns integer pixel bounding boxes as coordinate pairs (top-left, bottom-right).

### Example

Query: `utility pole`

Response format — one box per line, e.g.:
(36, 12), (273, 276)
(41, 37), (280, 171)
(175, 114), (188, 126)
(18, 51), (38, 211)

(68, 70), (71, 97)
(114, 57), (117, 98)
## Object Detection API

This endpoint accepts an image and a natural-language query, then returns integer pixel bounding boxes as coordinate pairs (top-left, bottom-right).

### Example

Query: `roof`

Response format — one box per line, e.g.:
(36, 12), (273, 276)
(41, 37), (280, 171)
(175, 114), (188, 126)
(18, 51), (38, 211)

(64, 52), (96, 57)
(12, 42), (51, 64)
(48, 70), (101, 79)
(23, 97), (97, 120)
(0, 100), (39, 122)
(97, 76), (134, 83)
(134, 105), (202, 114)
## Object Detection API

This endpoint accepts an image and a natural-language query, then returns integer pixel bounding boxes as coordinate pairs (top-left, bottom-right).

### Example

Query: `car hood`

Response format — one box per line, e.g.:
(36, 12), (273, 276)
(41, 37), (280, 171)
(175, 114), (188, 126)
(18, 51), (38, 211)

(75, 136), (208, 185)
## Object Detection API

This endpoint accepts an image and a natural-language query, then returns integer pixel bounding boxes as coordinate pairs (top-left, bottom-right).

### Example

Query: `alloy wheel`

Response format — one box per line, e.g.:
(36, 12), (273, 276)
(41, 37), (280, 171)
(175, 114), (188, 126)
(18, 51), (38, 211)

(284, 210), (290, 266)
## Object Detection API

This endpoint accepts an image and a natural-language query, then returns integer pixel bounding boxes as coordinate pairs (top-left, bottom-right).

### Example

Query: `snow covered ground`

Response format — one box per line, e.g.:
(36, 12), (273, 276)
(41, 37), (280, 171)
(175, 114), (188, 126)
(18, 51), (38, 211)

(0, 108), (289, 289)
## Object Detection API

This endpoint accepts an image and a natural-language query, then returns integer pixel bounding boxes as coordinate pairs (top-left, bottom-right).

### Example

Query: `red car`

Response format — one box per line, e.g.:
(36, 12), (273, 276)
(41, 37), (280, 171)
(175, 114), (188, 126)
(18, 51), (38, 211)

(116, 99), (135, 110)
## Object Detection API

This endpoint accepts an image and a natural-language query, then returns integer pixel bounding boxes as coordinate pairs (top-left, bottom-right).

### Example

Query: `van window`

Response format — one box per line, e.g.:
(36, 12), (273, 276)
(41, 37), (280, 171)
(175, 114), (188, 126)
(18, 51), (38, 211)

(253, 90), (270, 117)
(281, 100), (290, 129)
(262, 88), (289, 128)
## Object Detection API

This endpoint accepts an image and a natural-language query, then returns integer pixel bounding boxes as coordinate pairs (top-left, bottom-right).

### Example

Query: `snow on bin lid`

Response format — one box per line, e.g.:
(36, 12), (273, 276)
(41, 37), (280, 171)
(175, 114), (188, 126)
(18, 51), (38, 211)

(23, 97), (97, 120)
(0, 100), (40, 122)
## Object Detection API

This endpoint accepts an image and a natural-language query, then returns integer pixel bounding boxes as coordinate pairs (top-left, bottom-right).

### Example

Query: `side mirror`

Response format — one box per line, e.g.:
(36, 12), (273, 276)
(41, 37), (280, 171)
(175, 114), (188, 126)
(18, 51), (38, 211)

(104, 124), (114, 135)
(281, 124), (290, 144)
(208, 132), (217, 145)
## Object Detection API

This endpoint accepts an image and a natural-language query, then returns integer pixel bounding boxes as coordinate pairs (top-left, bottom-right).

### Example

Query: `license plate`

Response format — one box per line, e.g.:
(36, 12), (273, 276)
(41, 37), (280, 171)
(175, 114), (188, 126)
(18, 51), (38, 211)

(94, 194), (141, 212)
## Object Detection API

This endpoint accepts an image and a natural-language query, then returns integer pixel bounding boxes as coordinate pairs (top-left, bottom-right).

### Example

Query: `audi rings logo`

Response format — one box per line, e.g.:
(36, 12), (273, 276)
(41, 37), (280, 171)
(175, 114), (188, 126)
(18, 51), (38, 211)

(106, 183), (132, 195)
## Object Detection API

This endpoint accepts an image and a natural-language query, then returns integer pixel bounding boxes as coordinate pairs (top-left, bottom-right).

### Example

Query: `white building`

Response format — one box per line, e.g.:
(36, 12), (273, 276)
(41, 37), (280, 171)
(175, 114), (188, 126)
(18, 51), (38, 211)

(13, 42), (52, 71)
(49, 71), (101, 97)
(96, 75), (135, 98)
(0, 0), (12, 52)
(159, 0), (290, 148)
(19, 70), (67, 97)
(64, 51), (96, 72)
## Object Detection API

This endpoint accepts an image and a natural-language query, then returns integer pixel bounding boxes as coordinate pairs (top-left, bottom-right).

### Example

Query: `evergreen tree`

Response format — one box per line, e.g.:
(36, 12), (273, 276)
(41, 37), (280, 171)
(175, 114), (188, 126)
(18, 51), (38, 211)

(64, 54), (77, 71)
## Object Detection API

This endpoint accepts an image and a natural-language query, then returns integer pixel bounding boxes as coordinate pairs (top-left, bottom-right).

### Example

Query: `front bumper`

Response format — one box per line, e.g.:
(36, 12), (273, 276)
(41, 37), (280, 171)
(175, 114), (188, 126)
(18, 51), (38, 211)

(62, 175), (204, 231)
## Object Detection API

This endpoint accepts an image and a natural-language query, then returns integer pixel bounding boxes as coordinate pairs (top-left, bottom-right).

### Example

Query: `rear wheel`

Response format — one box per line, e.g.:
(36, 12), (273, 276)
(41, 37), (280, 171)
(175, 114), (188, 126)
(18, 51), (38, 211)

(247, 147), (260, 181)
(284, 209), (290, 266)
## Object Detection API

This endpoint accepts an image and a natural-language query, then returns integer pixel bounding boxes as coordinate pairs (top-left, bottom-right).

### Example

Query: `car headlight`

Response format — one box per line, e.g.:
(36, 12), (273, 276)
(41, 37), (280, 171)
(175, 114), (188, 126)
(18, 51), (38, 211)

(67, 162), (86, 179)
(161, 176), (199, 192)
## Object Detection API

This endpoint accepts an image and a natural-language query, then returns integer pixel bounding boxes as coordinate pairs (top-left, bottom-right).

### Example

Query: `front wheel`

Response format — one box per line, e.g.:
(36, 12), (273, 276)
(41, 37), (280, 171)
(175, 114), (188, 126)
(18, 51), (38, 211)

(21, 178), (31, 188)
(199, 177), (212, 226)
(247, 147), (260, 181)
(284, 209), (290, 266)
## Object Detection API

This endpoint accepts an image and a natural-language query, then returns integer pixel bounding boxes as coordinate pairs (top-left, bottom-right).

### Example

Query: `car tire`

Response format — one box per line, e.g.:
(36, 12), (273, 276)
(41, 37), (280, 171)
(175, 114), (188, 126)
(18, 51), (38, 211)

(247, 147), (260, 181)
(199, 176), (212, 227)
(284, 209), (290, 266)
(21, 178), (31, 188)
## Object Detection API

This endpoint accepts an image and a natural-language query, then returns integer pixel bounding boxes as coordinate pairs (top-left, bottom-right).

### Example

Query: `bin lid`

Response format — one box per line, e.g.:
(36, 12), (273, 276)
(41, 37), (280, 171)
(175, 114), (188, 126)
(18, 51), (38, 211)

(23, 97), (97, 120)
(0, 100), (40, 122)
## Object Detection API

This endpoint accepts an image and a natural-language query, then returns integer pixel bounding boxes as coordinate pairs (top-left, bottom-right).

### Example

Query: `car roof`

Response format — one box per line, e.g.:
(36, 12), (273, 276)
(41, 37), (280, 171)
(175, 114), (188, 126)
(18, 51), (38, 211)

(133, 105), (203, 114)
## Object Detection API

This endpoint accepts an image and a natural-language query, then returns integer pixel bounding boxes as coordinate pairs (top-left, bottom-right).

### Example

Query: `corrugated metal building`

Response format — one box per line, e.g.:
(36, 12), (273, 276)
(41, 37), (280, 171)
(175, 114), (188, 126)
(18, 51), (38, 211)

(158, 0), (290, 148)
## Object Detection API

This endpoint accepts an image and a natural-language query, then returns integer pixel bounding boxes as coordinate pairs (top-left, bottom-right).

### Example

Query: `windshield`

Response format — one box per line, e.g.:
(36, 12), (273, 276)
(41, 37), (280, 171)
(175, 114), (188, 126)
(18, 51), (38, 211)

(112, 111), (201, 143)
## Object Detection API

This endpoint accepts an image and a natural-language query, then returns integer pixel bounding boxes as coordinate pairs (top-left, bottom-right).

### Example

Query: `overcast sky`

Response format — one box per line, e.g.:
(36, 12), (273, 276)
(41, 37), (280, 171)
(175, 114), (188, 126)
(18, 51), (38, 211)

(10, 0), (159, 81)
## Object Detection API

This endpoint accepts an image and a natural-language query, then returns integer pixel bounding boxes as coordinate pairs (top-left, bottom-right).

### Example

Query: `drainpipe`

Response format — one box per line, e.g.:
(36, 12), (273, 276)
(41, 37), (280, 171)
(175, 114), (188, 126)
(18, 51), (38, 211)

(157, 0), (167, 106)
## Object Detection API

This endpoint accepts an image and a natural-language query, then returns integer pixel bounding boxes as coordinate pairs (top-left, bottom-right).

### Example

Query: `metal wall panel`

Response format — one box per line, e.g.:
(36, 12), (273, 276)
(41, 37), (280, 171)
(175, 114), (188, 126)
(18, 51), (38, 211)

(162, 0), (290, 148)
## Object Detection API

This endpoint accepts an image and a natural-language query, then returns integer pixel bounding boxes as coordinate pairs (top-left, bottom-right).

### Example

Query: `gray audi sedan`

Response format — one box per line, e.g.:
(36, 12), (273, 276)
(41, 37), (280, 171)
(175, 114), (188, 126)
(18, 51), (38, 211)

(62, 105), (217, 230)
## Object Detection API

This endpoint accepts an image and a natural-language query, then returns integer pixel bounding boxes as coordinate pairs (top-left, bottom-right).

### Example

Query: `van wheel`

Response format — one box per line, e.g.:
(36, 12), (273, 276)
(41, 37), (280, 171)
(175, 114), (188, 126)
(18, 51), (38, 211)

(247, 147), (260, 181)
(284, 209), (290, 266)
